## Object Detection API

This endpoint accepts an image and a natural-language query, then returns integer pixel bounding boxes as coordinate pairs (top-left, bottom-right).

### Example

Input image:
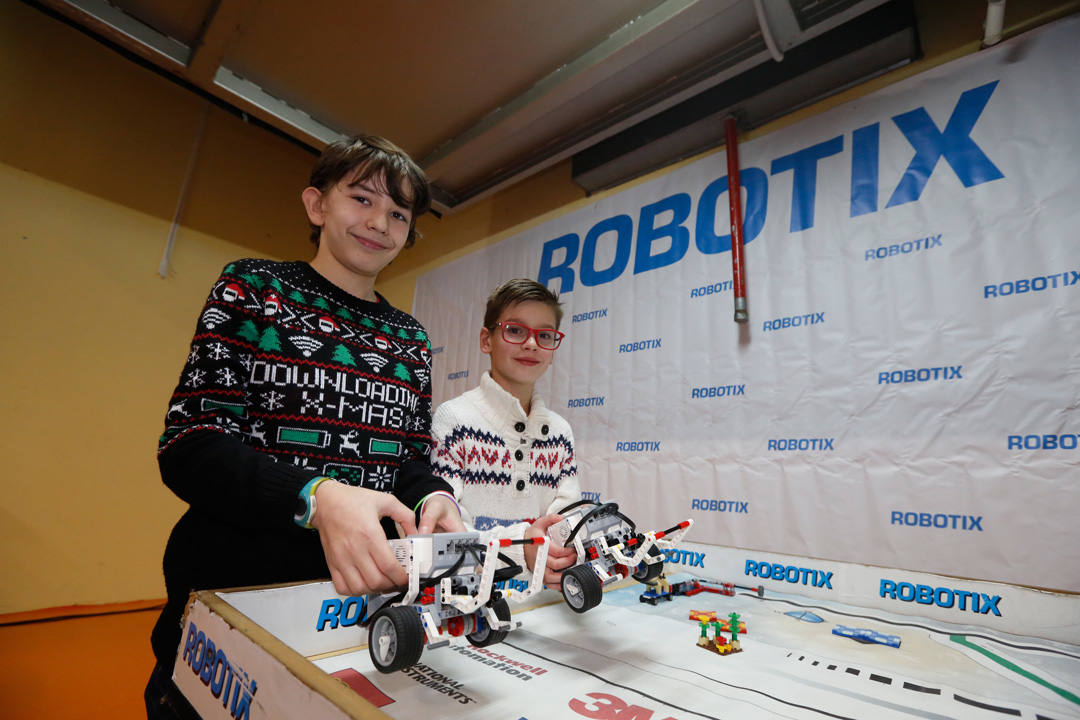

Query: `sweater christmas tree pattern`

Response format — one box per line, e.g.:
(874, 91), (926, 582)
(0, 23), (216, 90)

(160, 259), (435, 491)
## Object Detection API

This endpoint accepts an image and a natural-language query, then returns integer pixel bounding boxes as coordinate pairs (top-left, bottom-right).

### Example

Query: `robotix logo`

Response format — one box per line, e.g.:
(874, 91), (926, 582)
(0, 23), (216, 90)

(538, 82), (1004, 294)
(1008, 434), (1079, 450)
(568, 396), (605, 408)
(878, 365), (962, 384)
(572, 308), (608, 323)
(865, 234), (942, 261)
(618, 338), (662, 353)
(662, 549), (706, 567)
(745, 560), (834, 589)
(182, 621), (258, 719)
(690, 280), (733, 298)
(691, 498), (749, 514)
(891, 511), (983, 531)
(880, 579), (1001, 616)
(495, 578), (531, 593)
(691, 384), (745, 398)
(615, 441), (660, 452)
(431, 346), (444, 354)
(581, 491), (602, 502)
(762, 312), (825, 333)
(768, 437), (834, 451)
(447, 370), (469, 380)
(984, 270), (1079, 299)
(316, 596), (370, 631)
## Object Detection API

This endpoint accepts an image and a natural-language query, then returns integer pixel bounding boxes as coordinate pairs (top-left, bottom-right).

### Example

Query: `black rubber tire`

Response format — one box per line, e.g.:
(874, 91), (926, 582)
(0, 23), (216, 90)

(632, 545), (664, 583)
(561, 564), (603, 613)
(368, 606), (424, 673)
(466, 598), (511, 647)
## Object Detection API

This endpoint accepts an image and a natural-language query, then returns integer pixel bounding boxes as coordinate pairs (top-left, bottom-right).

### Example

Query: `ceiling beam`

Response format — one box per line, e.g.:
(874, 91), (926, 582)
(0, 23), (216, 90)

(185, 0), (259, 86)
(35, 0), (343, 152)
(418, 0), (741, 177)
(37, 0), (189, 67)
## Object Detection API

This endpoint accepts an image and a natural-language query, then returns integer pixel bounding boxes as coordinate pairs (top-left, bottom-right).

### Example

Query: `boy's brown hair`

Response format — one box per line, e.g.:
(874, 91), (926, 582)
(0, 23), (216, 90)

(483, 279), (563, 330)
(307, 134), (431, 248)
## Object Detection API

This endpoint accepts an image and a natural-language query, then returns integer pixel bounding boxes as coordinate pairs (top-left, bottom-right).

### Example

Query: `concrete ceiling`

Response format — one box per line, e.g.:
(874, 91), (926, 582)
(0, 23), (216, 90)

(35, 0), (918, 212)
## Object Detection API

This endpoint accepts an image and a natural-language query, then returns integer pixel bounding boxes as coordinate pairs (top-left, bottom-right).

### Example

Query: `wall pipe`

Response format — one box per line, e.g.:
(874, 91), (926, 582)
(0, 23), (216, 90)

(159, 100), (210, 277)
(724, 115), (748, 323)
(752, 0), (784, 62)
(983, 0), (1006, 47)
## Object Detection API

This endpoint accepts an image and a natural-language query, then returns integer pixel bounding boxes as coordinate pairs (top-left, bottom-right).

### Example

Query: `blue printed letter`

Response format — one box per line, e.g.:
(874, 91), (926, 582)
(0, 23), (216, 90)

(886, 81), (1004, 208)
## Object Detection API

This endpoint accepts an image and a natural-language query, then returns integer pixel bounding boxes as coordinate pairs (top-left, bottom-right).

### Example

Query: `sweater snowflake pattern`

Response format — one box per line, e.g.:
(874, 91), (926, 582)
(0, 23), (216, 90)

(430, 371), (581, 566)
(151, 258), (449, 666)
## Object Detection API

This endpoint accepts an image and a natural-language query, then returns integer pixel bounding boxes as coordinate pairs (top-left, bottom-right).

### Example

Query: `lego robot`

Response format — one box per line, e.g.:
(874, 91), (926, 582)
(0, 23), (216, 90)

(363, 531), (548, 673)
(547, 500), (692, 613)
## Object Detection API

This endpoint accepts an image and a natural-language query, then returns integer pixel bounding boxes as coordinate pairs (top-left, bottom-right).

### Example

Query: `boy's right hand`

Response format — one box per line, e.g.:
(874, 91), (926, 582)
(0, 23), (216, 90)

(311, 482), (417, 596)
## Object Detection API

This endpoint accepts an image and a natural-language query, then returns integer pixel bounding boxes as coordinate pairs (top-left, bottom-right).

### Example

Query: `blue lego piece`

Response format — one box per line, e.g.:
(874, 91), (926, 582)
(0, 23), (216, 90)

(832, 625), (901, 648)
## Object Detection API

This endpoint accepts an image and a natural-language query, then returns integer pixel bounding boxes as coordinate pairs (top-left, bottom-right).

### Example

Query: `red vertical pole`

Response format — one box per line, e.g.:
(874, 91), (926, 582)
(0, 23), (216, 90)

(724, 116), (748, 323)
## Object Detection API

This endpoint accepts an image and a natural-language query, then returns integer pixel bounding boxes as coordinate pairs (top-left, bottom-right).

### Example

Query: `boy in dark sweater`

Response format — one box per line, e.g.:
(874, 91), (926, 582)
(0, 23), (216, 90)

(146, 135), (463, 719)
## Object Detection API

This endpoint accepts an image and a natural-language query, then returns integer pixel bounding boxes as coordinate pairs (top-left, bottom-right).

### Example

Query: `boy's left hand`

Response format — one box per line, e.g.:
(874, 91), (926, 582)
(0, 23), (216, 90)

(525, 514), (578, 588)
(417, 494), (466, 534)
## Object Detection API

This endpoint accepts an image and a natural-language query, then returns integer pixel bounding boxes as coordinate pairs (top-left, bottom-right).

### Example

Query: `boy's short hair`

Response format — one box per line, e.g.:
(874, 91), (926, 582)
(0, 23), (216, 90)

(483, 279), (563, 330)
(307, 134), (431, 248)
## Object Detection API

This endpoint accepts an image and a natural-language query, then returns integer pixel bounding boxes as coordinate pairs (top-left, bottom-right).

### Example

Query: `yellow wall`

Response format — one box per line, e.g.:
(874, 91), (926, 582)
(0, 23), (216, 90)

(0, 0), (314, 612)
(2, 0), (1076, 613)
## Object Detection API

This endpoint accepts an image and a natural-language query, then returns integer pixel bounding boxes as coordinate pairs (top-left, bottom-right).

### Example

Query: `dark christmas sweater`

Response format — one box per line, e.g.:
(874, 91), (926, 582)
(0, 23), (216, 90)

(151, 258), (450, 666)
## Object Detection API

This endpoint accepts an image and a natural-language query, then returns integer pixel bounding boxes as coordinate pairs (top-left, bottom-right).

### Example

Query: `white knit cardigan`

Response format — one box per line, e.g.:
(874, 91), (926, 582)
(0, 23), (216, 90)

(430, 371), (582, 568)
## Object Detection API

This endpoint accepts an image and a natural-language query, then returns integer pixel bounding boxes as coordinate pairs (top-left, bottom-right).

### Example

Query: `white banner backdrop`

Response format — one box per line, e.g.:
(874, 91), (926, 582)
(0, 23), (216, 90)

(414, 17), (1080, 592)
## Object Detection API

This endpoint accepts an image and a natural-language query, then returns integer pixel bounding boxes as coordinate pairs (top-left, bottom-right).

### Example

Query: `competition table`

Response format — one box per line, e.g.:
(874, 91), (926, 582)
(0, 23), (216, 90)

(173, 547), (1080, 720)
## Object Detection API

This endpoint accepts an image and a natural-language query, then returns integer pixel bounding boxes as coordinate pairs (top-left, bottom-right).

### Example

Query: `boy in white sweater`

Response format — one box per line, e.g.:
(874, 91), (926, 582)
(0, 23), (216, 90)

(431, 279), (580, 586)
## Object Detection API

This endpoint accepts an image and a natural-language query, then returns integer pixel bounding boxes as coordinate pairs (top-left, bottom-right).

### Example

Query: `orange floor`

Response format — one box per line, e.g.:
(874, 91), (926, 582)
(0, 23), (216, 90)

(0, 603), (162, 719)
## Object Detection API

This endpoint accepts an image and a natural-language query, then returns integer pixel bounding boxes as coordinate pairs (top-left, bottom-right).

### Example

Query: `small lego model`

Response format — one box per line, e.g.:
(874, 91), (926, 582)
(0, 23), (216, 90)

(639, 574), (673, 605)
(728, 612), (742, 651)
(695, 611), (745, 656)
(831, 625), (901, 648)
(547, 500), (692, 613)
(688, 611), (747, 634)
(362, 531), (548, 673)
(671, 579), (736, 597)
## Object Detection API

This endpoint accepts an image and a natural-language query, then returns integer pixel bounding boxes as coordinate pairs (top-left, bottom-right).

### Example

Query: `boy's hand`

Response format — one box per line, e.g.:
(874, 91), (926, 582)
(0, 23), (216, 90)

(311, 482), (417, 596)
(417, 494), (465, 534)
(525, 514), (578, 589)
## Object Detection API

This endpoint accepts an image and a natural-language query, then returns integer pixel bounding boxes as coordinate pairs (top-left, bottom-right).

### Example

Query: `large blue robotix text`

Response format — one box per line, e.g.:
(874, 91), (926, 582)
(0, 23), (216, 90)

(182, 621), (258, 719)
(538, 82), (1003, 293)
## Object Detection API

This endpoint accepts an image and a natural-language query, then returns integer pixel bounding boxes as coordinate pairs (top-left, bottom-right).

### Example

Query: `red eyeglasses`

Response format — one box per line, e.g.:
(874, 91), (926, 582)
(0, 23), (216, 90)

(494, 322), (565, 350)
